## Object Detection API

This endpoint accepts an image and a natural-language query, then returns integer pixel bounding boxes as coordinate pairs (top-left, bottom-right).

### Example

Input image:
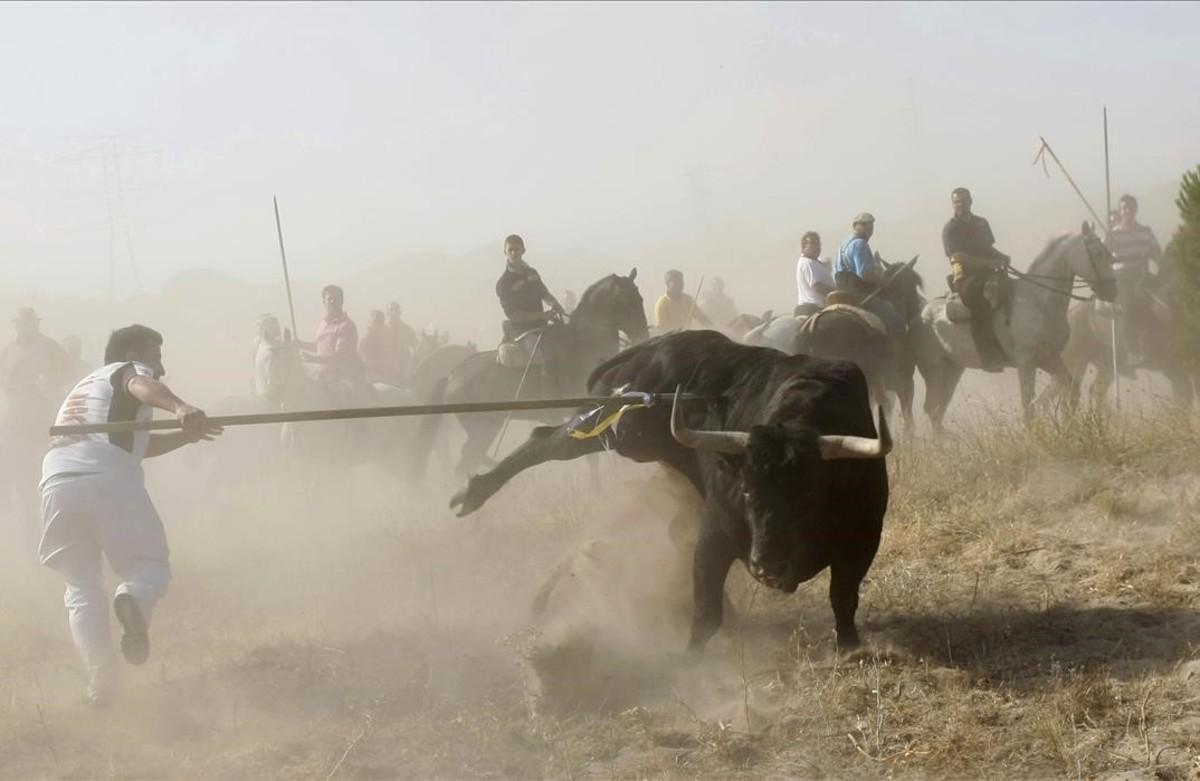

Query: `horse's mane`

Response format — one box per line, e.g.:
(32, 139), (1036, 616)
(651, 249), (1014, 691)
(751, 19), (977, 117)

(885, 261), (924, 291)
(575, 274), (621, 312)
(1027, 233), (1074, 274)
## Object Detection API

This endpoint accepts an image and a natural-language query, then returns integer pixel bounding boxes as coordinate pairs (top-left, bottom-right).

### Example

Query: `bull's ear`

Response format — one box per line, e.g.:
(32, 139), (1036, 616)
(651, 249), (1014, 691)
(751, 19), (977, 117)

(629, 267), (638, 282)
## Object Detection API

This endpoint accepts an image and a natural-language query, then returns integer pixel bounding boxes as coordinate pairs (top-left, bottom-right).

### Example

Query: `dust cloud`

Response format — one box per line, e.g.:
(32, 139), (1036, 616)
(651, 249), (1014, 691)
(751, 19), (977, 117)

(2, 2), (1199, 777)
(0, 394), (766, 775)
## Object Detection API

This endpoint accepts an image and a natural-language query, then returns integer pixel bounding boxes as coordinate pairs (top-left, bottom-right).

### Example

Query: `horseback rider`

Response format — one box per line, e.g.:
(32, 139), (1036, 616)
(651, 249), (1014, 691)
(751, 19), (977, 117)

(795, 231), (835, 317)
(1, 307), (74, 410)
(298, 285), (367, 400)
(384, 301), (418, 379)
(1, 307), (74, 539)
(835, 214), (905, 335)
(654, 269), (713, 330)
(701, 277), (739, 332)
(496, 234), (566, 340)
(253, 315), (286, 403)
(942, 188), (1009, 372)
(495, 234), (569, 392)
(360, 309), (401, 386)
(1106, 193), (1163, 376)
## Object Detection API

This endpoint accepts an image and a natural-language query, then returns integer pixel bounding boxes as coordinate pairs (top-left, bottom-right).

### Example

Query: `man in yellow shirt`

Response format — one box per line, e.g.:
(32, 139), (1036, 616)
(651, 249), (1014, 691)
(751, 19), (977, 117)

(654, 270), (713, 331)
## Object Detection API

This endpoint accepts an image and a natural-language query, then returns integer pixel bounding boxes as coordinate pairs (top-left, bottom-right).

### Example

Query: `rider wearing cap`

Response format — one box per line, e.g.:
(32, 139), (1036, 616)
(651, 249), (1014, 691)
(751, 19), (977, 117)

(835, 213), (905, 334)
(942, 187), (1009, 371)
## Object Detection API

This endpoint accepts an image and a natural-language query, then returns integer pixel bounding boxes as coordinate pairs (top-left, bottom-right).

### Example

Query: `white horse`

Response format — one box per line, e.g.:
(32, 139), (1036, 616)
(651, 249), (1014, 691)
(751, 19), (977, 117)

(742, 315), (800, 351)
(913, 223), (1117, 428)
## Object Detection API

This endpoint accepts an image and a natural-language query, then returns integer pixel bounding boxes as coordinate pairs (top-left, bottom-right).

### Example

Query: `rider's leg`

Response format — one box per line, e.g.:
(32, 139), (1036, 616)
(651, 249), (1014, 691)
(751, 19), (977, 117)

(862, 298), (905, 337)
(960, 274), (1005, 370)
(1113, 266), (1143, 375)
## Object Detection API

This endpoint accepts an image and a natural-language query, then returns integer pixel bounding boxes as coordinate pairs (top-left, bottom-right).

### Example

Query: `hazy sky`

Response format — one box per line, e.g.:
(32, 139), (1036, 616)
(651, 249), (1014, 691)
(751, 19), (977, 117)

(2, 1), (1198, 309)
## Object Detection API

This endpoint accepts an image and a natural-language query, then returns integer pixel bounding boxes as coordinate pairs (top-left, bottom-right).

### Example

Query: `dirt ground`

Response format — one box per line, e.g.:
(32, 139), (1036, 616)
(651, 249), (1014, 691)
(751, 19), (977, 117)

(2, 404), (1199, 779)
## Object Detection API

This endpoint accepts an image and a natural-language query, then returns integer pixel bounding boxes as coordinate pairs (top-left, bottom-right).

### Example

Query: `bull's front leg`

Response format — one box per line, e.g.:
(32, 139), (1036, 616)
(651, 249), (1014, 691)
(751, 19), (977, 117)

(450, 424), (607, 517)
(687, 521), (736, 653)
(828, 554), (875, 649)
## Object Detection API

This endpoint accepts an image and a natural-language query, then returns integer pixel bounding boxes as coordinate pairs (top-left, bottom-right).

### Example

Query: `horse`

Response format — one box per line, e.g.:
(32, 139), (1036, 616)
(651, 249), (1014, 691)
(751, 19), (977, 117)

(744, 308), (888, 407)
(742, 257), (925, 431)
(1059, 291), (1197, 409)
(415, 269), (649, 477)
(407, 342), (477, 405)
(408, 330), (449, 378)
(912, 223), (1118, 429)
(724, 310), (773, 341)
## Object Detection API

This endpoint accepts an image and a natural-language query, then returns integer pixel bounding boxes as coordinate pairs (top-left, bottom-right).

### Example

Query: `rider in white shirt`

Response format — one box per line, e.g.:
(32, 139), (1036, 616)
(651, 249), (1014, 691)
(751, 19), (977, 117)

(795, 231), (835, 316)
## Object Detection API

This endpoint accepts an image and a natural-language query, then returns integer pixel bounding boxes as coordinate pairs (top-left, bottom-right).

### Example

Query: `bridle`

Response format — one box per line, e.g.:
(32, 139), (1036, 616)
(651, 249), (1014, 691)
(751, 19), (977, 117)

(1005, 234), (1113, 302)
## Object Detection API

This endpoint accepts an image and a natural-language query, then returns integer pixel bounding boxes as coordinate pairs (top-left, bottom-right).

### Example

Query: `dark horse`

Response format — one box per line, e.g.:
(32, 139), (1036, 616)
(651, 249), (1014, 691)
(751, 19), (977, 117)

(416, 269), (650, 476)
(877, 257), (927, 432)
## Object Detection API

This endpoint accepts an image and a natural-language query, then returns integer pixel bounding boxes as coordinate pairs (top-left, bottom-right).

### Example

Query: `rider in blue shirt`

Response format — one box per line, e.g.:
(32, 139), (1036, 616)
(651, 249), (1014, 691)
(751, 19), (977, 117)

(835, 213), (904, 335)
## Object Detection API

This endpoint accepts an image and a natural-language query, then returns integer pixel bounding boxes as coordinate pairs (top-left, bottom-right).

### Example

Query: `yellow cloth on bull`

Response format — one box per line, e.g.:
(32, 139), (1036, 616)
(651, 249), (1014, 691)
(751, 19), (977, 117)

(567, 401), (649, 440)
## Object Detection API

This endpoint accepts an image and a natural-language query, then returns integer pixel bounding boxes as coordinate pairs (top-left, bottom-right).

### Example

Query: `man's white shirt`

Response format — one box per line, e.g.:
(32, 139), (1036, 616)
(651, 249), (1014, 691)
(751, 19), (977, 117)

(796, 255), (835, 307)
(41, 361), (155, 486)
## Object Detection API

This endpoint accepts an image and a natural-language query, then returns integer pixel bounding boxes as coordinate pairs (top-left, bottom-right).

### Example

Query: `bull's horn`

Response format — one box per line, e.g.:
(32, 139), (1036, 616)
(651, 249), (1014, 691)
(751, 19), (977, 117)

(818, 406), (893, 460)
(670, 385), (749, 455)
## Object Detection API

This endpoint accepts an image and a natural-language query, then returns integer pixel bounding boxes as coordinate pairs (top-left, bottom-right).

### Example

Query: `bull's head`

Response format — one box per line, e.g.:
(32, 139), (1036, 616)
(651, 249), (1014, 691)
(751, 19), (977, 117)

(669, 387), (890, 590)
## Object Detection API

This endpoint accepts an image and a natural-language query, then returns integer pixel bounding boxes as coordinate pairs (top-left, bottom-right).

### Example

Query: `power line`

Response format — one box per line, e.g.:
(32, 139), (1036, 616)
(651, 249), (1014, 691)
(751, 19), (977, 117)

(55, 137), (159, 299)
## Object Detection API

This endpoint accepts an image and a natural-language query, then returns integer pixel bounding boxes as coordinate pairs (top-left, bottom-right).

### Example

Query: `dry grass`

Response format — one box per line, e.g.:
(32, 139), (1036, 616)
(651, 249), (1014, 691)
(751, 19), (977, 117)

(2, 407), (1200, 779)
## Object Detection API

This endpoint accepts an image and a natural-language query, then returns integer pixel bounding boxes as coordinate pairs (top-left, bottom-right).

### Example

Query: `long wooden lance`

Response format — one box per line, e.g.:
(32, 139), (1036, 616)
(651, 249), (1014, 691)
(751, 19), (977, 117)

(1103, 107), (1120, 409)
(1032, 136), (1107, 229)
(273, 195), (299, 340)
(48, 393), (723, 436)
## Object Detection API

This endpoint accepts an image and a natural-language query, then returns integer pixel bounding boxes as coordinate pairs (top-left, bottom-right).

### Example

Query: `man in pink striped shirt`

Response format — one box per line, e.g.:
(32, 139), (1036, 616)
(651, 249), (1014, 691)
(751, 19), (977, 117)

(1107, 194), (1163, 375)
(299, 285), (364, 386)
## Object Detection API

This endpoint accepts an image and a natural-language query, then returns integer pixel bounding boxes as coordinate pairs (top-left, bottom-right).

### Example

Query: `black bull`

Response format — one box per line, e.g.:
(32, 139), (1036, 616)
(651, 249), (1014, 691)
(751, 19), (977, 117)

(451, 331), (891, 652)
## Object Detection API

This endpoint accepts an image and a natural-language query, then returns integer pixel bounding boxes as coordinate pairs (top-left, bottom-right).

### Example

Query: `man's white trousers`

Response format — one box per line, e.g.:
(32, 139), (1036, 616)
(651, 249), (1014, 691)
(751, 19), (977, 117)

(38, 471), (170, 695)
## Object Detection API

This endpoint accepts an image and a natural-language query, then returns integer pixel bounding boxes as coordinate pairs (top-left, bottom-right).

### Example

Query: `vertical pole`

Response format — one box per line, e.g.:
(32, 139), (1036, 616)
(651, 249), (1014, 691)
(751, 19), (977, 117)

(1104, 107), (1120, 410)
(273, 196), (300, 341)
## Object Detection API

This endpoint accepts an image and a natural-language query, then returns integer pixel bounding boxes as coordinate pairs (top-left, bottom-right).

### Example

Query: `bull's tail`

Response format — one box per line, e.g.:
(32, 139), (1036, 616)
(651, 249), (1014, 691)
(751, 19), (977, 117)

(410, 374), (450, 480)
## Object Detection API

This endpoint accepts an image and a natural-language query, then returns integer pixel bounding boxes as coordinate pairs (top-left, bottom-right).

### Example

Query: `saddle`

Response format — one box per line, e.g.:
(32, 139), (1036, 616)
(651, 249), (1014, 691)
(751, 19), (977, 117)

(799, 303), (888, 339)
(497, 325), (548, 368)
(944, 266), (1013, 323)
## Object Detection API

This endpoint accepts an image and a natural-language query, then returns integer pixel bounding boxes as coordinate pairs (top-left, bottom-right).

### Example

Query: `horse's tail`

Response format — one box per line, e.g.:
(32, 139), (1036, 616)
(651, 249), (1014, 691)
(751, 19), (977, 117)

(410, 374), (450, 480)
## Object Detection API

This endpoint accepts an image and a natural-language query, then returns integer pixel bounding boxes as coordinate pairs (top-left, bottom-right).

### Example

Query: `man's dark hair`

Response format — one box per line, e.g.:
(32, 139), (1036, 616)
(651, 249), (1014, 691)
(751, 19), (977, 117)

(1119, 193), (1138, 209)
(801, 231), (821, 245)
(951, 187), (972, 200)
(504, 234), (525, 250)
(322, 284), (344, 303)
(105, 324), (162, 364)
(665, 269), (683, 283)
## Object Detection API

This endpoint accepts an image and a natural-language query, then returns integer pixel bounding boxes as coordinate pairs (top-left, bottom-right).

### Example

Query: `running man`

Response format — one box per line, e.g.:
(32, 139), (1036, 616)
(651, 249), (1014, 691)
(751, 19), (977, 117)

(39, 325), (221, 707)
